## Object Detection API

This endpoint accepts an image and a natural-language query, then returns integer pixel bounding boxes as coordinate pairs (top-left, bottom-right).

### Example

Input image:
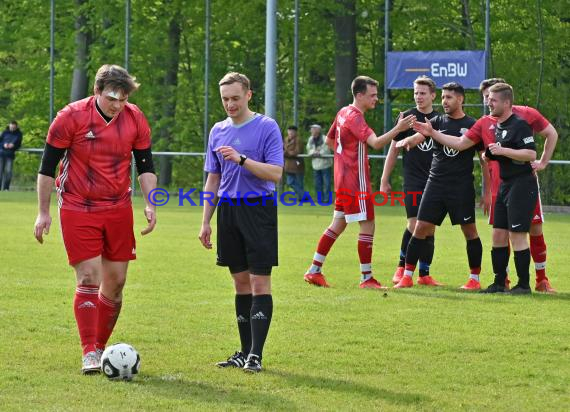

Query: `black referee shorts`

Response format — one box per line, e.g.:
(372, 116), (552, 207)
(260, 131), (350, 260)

(493, 174), (538, 233)
(216, 196), (278, 275)
(417, 180), (476, 226)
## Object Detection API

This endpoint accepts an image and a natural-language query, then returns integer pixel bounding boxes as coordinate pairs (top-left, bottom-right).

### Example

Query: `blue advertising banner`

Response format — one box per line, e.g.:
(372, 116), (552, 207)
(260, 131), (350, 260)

(387, 51), (487, 89)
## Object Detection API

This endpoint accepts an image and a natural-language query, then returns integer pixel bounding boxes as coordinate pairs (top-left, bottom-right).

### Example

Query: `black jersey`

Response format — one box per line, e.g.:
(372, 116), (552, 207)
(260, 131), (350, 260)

(394, 108), (439, 189)
(428, 114), (479, 185)
(486, 114), (536, 181)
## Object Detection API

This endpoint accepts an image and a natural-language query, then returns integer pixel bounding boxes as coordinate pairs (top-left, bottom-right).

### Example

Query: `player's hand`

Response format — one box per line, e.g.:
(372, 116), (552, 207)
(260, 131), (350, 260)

(395, 113), (417, 132)
(480, 151), (489, 162)
(34, 213), (52, 244)
(395, 137), (413, 151)
(198, 224), (213, 249)
(380, 180), (391, 193)
(216, 146), (240, 164)
(480, 191), (492, 216)
(488, 143), (504, 156)
(141, 206), (156, 235)
(413, 119), (433, 137)
(531, 160), (547, 172)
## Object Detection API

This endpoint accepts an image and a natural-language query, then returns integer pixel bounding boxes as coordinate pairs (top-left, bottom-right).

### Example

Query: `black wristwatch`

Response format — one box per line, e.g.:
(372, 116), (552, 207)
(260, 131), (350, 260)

(239, 154), (248, 166)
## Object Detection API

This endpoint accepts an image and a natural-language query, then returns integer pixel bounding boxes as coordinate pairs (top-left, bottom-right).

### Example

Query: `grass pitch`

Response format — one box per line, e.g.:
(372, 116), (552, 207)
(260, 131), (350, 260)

(1, 191), (569, 411)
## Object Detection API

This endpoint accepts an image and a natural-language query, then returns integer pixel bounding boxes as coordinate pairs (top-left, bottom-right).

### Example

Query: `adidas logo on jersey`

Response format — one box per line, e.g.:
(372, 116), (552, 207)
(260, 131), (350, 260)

(251, 311), (267, 320)
(78, 301), (96, 309)
(131, 248), (136, 255)
(85, 130), (96, 139)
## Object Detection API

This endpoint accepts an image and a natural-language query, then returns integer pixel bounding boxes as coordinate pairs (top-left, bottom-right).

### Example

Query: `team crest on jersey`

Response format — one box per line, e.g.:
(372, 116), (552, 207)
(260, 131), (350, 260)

(232, 137), (242, 146)
(417, 137), (433, 152)
(443, 145), (459, 157)
(460, 128), (469, 135)
(85, 130), (96, 139)
(501, 130), (508, 140)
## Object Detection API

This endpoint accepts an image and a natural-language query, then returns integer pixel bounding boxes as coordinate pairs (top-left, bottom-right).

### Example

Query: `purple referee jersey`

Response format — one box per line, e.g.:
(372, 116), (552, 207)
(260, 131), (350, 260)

(204, 114), (284, 198)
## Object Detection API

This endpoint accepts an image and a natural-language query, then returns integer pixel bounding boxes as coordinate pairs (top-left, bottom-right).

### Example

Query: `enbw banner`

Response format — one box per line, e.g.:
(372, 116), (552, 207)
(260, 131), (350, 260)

(387, 51), (487, 89)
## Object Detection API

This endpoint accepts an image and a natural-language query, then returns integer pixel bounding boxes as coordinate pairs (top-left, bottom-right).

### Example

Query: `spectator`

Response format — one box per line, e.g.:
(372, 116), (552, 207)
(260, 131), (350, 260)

(284, 125), (305, 199)
(0, 120), (23, 191)
(306, 124), (333, 202)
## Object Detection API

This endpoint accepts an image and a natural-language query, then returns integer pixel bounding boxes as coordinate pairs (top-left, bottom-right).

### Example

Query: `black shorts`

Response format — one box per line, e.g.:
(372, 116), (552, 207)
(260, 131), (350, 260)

(493, 174), (538, 233)
(216, 196), (278, 275)
(403, 185), (425, 219)
(417, 180), (476, 226)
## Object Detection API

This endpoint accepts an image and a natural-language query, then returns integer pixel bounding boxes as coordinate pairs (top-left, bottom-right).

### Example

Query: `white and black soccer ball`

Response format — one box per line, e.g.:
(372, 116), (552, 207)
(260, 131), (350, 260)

(101, 343), (141, 381)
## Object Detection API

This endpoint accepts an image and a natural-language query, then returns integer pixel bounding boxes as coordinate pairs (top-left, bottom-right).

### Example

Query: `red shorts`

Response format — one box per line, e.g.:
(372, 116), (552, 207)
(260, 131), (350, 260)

(333, 189), (375, 222)
(489, 195), (543, 226)
(60, 206), (136, 266)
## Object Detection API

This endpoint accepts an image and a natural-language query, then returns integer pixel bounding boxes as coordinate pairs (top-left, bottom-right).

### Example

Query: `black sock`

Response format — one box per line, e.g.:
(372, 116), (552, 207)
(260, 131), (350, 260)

(514, 249), (531, 288)
(491, 247), (509, 285)
(398, 229), (413, 267)
(250, 294), (273, 358)
(405, 236), (426, 268)
(419, 235), (434, 277)
(235, 294), (253, 354)
(467, 238), (483, 271)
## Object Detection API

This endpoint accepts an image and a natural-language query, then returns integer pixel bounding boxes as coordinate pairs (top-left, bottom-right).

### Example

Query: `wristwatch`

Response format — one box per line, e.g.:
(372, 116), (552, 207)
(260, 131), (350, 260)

(239, 154), (248, 166)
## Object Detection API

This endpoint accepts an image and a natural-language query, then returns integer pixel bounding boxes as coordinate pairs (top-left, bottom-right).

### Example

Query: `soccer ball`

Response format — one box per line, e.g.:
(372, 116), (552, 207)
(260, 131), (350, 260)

(100, 343), (141, 381)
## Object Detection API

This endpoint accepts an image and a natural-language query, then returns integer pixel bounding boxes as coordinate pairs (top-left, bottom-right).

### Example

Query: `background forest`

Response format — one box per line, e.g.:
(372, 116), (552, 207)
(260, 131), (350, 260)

(1, 0), (569, 203)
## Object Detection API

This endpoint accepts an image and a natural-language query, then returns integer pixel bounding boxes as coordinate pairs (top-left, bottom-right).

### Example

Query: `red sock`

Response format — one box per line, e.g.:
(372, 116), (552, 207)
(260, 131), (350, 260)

(311, 228), (339, 269)
(95, 293), (122, 350)
(530, 234), (547, 282)
(358, 233), (374, 276)
(74, 285), (99, 355)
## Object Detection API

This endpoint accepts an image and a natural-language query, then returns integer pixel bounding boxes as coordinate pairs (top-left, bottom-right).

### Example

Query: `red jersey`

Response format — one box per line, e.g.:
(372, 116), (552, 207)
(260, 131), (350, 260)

(464, 105), (549, 195)
(47, 96), (151, 211)
(327, 105), (374, 194)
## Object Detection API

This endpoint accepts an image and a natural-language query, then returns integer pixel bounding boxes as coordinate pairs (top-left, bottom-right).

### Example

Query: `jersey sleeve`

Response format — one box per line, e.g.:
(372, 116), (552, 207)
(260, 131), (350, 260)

(517, 106), (550, 133)
(347, 112), (374, 143)
(464, 118), (483, 144)
(262, 119), (285, 167)
(133, 110), (152, 150)
(513, 122), (536, 151)
(204, 127), (221, 173)
(46, 106), (75, 149)
(326, 118), (337, 142)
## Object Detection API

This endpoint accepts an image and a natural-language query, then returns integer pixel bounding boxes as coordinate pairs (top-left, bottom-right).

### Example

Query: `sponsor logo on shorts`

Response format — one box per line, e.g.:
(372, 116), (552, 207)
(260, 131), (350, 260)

(463, 216), (472, 221)
(511, 223), (522, 228)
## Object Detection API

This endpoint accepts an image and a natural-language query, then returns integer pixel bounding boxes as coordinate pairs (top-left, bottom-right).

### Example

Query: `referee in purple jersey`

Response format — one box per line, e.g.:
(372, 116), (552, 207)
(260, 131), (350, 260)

(199, 72), (284, 373)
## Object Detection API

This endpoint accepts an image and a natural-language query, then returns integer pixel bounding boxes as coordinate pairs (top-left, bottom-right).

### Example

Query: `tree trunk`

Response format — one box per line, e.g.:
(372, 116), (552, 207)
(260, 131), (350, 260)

(334, 0), (357, 110)
(158, 15), (181, 187)
(460, 0), (476, 50)
(70, 0), (91, 102)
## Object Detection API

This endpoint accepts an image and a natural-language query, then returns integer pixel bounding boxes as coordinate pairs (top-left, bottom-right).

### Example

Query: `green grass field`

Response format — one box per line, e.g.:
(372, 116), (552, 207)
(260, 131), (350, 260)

(1, 191), (569, 411)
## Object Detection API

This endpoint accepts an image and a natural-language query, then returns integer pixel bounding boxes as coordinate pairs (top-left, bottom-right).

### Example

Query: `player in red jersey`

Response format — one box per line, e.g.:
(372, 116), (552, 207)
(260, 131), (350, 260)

(303, 76), (415, 288)
(33, 65), (158, 373)
(412, 78), (558, 293)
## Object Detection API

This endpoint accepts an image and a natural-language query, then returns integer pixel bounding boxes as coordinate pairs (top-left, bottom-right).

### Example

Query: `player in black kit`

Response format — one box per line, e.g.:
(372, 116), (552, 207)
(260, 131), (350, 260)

(481, 83), (538, 293)
(381, 76), (439, 286)
(395, 82), (488, 289)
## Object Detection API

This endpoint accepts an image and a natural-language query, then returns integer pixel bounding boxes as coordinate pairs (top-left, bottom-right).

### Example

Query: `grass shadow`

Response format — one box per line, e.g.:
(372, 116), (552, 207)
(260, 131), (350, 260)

(137, 373), (298, 411)
(268, 369), (431, 407)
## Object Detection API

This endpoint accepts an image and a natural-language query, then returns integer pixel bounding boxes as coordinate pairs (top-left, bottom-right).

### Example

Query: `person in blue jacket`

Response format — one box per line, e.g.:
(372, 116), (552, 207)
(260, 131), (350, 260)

(0, 121), (23, 190)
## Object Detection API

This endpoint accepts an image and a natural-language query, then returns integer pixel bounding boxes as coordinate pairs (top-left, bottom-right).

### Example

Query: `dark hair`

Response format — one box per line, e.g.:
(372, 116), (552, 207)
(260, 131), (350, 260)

(442, 82), (465, 98)
(94, 64), (139, 95)
(9, 120), (18, 126)
(479, 78), (506, 93)
(351, 76), (379, 97)
(414, 76), (436, 93)
(488, 82), (514, 105)
(287, 125), (298, 131)
(219, 72), (251, 91)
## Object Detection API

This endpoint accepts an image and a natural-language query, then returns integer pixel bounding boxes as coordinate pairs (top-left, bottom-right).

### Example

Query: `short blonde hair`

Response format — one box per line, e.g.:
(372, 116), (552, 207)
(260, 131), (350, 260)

(488, 82), (514, 105)
(219, 72), (251, 91)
